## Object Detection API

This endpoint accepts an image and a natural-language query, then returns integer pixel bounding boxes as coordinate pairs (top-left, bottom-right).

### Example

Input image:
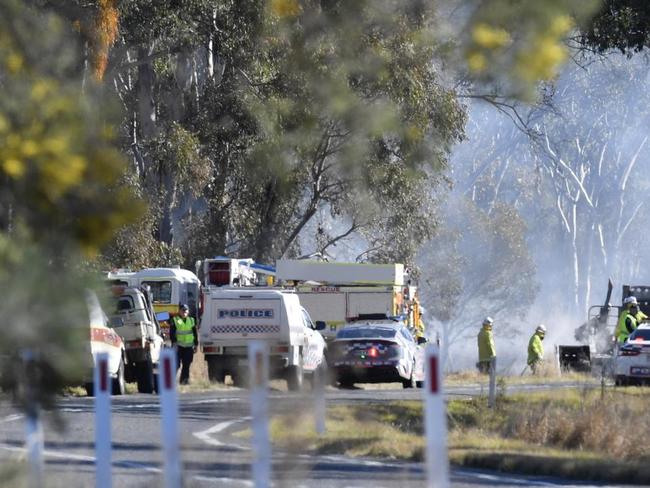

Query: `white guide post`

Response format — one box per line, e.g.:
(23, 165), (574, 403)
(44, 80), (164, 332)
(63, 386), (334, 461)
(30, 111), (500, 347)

(21, 349), (44, 488)
(94, 352), (112, 488)
(159, 348), (181, 488)
(488, 356), (497, 408)
(314, 363), (326, 435)
(248, 341), (271, 488)
(424, 344), (449, 488)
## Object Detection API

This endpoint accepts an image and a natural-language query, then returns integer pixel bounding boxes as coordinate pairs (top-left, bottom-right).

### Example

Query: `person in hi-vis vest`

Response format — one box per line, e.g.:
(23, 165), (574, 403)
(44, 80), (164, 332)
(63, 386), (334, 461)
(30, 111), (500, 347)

(171, 303), (198, 385)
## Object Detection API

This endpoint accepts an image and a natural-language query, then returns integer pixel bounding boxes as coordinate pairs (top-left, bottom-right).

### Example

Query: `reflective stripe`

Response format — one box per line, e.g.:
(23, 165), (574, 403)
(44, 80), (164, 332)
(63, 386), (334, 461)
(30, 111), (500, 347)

(174, 317), (195, 347)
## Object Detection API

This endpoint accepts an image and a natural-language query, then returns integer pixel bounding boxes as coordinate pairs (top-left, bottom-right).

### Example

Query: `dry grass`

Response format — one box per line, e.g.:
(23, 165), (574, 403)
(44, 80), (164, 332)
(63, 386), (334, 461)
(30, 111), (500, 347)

(270, 402), (425, 461)
(445, 362), (594, 386)
(502, 390), (650, 461)
(267, 387), (650, 483)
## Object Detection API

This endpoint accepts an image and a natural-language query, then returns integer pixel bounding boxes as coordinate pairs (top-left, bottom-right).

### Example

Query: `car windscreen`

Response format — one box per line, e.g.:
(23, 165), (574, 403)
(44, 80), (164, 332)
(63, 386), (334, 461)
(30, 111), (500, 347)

(336, 327), (397, 339)
(141, 280), (172, 303)
(629, 328), (650, 341)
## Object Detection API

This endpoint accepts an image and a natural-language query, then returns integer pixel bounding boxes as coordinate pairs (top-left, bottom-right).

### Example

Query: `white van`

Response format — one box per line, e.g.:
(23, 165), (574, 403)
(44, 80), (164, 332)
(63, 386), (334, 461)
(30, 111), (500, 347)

(200, 288), (326, 390)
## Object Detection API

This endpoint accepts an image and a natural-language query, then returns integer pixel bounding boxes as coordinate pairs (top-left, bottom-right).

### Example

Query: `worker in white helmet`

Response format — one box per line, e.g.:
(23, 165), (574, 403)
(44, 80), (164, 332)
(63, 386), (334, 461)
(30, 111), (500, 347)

(477, 317), (495, 374)
(527, 324), (546, 374)
(616, 296), (646, 343)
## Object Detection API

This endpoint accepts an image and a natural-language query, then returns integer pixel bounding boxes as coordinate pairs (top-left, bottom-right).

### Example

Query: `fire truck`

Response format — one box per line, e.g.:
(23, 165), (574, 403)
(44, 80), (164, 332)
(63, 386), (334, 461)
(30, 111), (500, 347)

(275, 260), (425, 342)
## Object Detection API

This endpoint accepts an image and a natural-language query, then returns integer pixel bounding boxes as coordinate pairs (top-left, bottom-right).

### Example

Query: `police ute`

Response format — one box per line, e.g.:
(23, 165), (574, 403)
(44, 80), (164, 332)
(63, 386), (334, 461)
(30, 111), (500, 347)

(200, 287), (327, 390)
(614, 323), (650, 386)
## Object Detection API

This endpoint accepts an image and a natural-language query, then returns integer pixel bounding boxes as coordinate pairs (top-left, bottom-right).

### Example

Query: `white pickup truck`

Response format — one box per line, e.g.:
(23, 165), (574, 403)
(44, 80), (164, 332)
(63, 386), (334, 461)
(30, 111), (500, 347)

(200, 288), (327, 390)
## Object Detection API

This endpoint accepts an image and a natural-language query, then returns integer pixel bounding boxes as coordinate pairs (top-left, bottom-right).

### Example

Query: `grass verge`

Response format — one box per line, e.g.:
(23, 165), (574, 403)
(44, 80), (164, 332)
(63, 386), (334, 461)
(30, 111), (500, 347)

(268, 387), (650, 484)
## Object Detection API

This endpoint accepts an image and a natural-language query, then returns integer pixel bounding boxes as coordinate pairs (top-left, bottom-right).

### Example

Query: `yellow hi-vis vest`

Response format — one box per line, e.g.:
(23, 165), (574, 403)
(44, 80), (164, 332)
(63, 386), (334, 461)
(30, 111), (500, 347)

(616, 310), (637, 343)
(527, 333), (544, 365)
(477, 325), (495, 362)
(173, 316), (195, 348)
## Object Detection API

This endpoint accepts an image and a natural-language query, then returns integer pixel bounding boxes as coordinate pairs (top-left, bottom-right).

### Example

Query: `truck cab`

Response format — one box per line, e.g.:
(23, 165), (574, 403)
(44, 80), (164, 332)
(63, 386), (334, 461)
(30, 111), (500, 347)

(109, 287), (165, 393)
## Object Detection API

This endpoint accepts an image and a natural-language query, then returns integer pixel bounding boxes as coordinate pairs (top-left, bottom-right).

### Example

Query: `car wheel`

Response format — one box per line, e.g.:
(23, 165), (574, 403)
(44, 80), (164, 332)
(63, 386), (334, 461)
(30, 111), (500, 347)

(402, 362), (416, 389)
(136, 357), (155, 394)
(338, 378), (355, 389)
(286, 364), (304, 391)
(112, 358), (126, 396)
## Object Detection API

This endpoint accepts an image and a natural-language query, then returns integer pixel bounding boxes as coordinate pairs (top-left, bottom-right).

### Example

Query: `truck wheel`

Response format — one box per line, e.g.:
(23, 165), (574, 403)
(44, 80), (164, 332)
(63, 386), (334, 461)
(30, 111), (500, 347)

(207, 357), (226, 383)
(231, 371), (248, 388)
(286, 365), (303, 391)
(112, 358), (126, 396)
(136, 358), (155, 394)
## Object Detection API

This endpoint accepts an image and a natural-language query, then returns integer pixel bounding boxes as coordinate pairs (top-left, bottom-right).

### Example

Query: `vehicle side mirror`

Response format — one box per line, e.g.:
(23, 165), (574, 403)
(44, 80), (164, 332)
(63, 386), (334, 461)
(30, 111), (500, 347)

(315, 320), (327, 331)
(109, 316), (124, 328)
(156, 311), (170, 322)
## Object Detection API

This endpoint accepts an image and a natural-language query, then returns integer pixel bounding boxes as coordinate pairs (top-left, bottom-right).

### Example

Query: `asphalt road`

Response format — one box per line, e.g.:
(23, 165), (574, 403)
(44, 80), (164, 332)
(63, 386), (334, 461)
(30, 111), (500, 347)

(0, 384), (638, 488)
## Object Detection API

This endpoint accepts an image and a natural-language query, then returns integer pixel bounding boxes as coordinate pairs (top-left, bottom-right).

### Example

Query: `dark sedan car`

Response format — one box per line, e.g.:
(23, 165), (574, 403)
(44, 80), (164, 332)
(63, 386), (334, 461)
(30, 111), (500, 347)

(329, 321), (424, 388)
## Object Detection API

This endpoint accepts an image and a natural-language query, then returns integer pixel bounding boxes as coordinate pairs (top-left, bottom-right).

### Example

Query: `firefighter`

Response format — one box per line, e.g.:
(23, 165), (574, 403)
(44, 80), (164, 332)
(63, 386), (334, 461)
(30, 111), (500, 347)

(527, 324), (546, 374)
(171, 303), (198, 385)
(477, 317), (495, 374)
(616, 296), (640, 343)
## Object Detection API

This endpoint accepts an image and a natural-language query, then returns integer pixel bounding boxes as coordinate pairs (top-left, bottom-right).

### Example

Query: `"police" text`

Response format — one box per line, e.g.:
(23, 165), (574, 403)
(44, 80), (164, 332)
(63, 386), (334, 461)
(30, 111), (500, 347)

(218, 309), (274, 319)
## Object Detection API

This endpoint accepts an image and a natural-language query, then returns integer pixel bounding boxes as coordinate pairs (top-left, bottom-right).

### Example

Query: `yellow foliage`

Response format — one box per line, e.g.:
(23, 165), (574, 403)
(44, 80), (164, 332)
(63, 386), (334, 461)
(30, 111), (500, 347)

(549, 14), (573, 37)
(472, 23), (511, 50)
(6, 52), (22, 73)
(31, 80), (53, 101)
(466, 51), (487, 73)
(270, 0), (301, 18)
(20, 140), (38, 157)
(2, 158), (25, 178)
(405, 124), (423, 143)
(516, 36), (567, 82)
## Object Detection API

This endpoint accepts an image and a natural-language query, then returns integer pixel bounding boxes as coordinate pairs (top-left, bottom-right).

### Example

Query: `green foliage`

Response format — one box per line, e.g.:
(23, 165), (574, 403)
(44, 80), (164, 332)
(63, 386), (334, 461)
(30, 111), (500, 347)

(0, 234), (95, 412)
(582, 1), (650, 53)
(98, 0), (465, 267)
(0, 0), (140, 410)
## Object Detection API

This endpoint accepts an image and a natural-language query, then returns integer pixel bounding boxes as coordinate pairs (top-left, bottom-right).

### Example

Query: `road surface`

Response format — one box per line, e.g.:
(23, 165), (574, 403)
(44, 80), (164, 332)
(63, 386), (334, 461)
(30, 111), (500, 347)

(0, 384), (637, 487)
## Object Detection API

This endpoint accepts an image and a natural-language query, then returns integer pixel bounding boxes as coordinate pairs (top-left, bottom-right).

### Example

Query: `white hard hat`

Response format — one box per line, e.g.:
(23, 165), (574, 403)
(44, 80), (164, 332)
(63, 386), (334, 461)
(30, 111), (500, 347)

(624, 296), (638, 306)
(536, 324), (546, 334)
(483, 316), (493, 326)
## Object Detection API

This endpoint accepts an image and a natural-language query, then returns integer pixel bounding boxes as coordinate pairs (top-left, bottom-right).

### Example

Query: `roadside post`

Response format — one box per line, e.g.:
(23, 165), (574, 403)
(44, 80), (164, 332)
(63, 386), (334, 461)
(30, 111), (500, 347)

(248, 341), (271, 488)
(159, 348), (181, 488)
(314, 363), (326, 435)
(94, 352), (112, 488)
(488, 356), (497, 408)
(424, 344), (449, 488)
(21, 350), (44, 488)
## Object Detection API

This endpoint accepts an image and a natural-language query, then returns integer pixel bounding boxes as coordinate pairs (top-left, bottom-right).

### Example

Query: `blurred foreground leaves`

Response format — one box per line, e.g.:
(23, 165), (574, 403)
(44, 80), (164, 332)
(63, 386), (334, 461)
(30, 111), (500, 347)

(0, 0), (140, 408)
(461, 0), (600, 98)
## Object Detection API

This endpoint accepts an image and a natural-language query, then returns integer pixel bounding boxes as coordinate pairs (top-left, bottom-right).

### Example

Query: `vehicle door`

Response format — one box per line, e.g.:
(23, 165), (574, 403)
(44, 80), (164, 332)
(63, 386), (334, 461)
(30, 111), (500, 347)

(399, 326), (419, 377)
(300, 307), (326, 372)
